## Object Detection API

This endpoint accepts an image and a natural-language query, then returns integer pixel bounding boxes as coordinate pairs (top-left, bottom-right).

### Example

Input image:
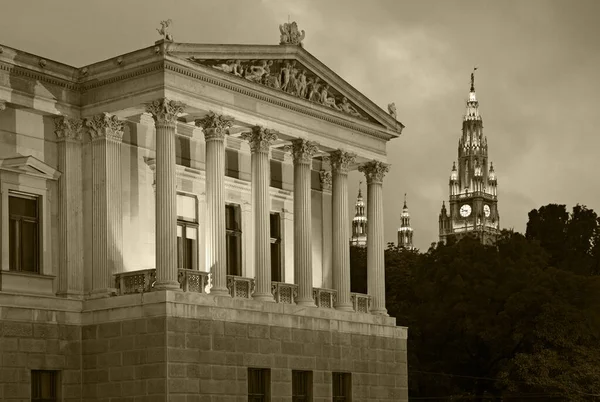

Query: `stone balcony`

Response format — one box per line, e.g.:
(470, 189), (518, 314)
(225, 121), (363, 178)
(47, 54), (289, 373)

(114, 269), (372, 314)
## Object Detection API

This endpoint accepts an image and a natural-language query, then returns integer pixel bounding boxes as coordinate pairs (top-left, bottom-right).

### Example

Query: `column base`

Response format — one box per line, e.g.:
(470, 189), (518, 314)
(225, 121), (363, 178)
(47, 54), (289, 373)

(253, 293), (275, 302)
(296, 298), (316, 307)
(335, 303), (354, 312)
(89, 288), (118, 298)
(209, 287), (231, 297)
(371, 308), (389, 316)
(154, 280), (181, 291)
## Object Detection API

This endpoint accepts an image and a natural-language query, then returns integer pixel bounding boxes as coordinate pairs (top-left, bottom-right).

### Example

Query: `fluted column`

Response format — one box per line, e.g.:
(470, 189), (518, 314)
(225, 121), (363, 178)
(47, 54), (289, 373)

(359, 160), (390, 315)
(86, 113), (125, 296)
(54, 117), (84, 297)
(330, 150), (356, 311)
(241, 126), (278, 302)
(146, 98), (185, 290)
(319, 170), (333, 288)
(288, 139), (319, 306)
(195, 112), (234, 297)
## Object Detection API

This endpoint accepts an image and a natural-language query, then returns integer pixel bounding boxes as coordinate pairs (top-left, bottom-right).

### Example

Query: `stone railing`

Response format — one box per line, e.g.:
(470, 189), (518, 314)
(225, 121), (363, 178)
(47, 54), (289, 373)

(178, 269), (210, 293)
(115, 269), (156, 294)
(271, 282), (298, 304)
(351, 292), (371, 313)
(226, 275), (254, 299)
(313, 287), (337, 309)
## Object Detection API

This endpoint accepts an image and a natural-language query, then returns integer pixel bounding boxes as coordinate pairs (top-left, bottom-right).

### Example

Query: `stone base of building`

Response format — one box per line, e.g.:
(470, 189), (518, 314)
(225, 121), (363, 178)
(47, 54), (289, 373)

(0, 291), (408, 401)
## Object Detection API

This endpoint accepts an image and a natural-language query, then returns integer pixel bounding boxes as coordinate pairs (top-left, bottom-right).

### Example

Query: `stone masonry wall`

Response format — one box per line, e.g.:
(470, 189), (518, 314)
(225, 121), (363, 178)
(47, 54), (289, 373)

(0, 313), (81, 402)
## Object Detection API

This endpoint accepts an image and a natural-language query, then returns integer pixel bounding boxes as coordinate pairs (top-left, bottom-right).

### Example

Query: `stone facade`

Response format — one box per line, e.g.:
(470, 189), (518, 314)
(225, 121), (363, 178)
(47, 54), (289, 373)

(0, 24), (406, 401)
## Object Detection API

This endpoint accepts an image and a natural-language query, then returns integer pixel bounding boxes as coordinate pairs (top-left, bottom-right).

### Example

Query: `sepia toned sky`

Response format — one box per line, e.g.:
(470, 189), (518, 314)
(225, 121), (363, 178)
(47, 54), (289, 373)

(2, 0), (599, 250)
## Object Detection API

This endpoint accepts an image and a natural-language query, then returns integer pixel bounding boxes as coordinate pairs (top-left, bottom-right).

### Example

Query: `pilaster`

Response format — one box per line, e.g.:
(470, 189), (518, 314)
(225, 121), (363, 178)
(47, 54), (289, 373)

(241, 126), (278, 302)
(288, 139), (319, 307)
(146, 98), (185, 290)
(195, 111), (234, 297)
(319, 170), (333, 288)
(54, 116), (84, 298)
(85, 113), (124, 297)
(359, 160), (390, 316)
(330, 150), (356, 311)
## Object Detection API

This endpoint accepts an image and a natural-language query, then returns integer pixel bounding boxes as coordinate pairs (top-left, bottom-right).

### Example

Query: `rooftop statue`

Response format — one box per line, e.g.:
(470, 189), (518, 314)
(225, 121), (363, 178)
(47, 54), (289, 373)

(279, 21), (305, 47)
(388, 102), (397, 119)
(157, 19), (174, 41)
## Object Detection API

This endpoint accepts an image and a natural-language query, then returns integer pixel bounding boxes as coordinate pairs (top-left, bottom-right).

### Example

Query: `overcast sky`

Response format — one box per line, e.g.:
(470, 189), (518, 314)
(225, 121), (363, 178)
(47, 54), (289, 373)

(2, 0), (599, 250)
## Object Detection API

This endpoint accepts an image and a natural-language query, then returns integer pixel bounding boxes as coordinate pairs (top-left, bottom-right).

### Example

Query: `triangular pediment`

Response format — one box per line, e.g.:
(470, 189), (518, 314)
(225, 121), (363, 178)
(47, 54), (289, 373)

(0, 155), (61, 180)
(168, 44), (403, 135)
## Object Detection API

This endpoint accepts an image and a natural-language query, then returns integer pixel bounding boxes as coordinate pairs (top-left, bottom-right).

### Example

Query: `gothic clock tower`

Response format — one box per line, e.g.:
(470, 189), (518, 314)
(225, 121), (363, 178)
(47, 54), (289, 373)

(439, 70), (500, 245)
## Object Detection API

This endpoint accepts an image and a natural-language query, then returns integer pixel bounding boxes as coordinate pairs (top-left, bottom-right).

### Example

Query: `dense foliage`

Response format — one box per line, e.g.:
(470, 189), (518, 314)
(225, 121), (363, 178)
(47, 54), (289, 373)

(357, 204), (600, 401)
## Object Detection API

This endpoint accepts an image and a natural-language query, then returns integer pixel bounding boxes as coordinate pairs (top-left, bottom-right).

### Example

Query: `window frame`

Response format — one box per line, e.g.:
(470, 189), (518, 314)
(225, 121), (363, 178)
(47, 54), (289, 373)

(332, 372), (352, 402)
(248, 367), (271, 402)
(31, 370), (60, 402)
(8, 191), (40, 273)
(176, 193), (199, 271)
(225, 203), (243, 276)
(292, 370), (313, 402)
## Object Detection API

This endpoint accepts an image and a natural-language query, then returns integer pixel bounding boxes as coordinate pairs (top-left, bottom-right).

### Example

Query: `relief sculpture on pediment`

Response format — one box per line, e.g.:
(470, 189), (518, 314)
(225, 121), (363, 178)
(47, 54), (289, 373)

(193, 57), (370, 121)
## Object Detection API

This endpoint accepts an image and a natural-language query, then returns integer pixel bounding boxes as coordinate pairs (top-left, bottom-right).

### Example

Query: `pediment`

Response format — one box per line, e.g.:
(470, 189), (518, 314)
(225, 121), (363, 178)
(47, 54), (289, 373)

(168, 44), (403, 135)
(0, 155), (61, 180)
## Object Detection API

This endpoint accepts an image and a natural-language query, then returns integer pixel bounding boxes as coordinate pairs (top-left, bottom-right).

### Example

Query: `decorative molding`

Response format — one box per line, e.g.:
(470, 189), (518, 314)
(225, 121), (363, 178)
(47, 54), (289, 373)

(85, 112), (124, 141)
(0, 100), (5, 111)
(319, 170), (332, 192)
(240, 126), (278, 153)
(145, 98), (185, 126)
(329, 150), (356, 174)
(190, 58), (368, 121)
(54, 116), (83, 141)
(0, 155), (61, 180)
(279, 21), (305, 47)
(194, 111), (234, 141)
(286, 138), (319, 165)
(359, 160), (390, 184)
(39, 59), (47, 68)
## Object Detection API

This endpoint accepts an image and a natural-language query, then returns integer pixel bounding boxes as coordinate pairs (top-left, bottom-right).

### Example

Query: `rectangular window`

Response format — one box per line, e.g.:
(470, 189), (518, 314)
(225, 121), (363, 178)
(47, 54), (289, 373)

(31, 370), (59, 402)
(248, 368), (270, 402)
(332, 372), (351, 402)
(9, 192), (39, 273)
(177, 194), (198, 270)
(226, 204), (242, 276)
(292, 370), (312, 402)
(270, 213), (282, 282)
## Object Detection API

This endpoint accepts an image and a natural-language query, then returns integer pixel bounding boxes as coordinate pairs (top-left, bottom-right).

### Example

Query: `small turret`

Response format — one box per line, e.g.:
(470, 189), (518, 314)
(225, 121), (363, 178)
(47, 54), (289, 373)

(398, 194), (414, 250)
(350, 182), (367, 247)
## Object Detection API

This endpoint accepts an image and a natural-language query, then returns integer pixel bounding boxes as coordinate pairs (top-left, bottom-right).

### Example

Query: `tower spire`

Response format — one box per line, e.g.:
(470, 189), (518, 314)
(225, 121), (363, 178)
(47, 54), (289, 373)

(398, 193), (414, 250)
(350, 181), (367, 247)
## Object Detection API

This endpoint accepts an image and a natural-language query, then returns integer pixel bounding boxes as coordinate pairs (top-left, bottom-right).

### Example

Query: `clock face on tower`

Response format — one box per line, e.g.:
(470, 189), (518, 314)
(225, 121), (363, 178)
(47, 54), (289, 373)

(484, 205), (491, 217)
(460, 204), (472, 217)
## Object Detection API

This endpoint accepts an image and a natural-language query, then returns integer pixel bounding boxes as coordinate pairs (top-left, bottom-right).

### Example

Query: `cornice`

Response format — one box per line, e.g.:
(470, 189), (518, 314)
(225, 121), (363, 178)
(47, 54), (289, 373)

(0, 61), (79, 91)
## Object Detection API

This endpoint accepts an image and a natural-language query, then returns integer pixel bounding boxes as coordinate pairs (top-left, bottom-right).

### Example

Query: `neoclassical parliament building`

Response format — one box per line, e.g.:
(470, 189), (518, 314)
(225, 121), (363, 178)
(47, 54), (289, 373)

(0, 22), (407, 401)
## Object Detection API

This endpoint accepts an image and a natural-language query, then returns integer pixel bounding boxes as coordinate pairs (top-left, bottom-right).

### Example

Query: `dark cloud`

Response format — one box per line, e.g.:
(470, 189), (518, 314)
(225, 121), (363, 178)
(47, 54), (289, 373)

(2, 0), (598, 250)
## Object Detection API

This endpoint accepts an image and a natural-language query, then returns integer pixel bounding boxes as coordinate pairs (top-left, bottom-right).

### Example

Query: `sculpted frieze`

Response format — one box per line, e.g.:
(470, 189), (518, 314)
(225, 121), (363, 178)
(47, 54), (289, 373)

(190, 58), (369, 121)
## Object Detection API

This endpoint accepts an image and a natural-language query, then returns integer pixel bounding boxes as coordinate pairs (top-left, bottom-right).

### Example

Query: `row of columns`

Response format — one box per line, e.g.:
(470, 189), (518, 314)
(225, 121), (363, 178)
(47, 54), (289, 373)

(54, 98), (389, 315)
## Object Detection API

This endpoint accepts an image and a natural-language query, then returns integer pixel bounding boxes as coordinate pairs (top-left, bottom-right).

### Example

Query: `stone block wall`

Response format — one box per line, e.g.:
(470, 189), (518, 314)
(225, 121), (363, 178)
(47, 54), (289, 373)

(0, 308), (81, 402)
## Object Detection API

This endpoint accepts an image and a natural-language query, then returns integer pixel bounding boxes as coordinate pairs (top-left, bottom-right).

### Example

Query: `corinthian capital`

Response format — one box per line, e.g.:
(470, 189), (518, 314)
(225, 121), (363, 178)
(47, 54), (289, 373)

(54, 116), (83, 141)
(329, 150), (356, 174)
(285, 138), (319, 165)
(358, 160), (390, 184)
(240, 126), (278, 153)
(195, 111), (234, 141)
(85, 113), (124, 141)
(319, 170), (332, 191)
(145, 98), (185, 126)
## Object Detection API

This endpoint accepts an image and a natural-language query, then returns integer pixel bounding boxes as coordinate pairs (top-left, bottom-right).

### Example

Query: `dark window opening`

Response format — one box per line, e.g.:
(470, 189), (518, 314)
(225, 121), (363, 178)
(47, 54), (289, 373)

(226, 204), (242, 276)
(292, 370), (312, 402)
(248, 368), (270, 402)
(332, 372), (351, 402)
(31, 370), (59, 402)
(270, 212), (282, 282)
(9, 193), (39, 273)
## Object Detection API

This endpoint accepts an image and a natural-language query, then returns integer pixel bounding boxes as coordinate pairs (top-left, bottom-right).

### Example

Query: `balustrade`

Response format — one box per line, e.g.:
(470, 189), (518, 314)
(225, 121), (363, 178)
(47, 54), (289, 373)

(271, 282), (298, 304)
(350, 292), (371, 313)
(312, 287), (337, 309)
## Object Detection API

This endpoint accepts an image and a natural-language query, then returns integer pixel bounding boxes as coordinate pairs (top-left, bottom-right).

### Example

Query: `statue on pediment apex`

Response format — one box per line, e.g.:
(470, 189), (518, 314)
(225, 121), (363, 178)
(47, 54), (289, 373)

(279, 21), (306, 47)
(157, 19), (174, 41)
